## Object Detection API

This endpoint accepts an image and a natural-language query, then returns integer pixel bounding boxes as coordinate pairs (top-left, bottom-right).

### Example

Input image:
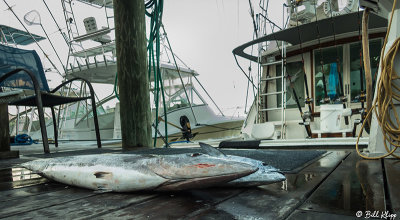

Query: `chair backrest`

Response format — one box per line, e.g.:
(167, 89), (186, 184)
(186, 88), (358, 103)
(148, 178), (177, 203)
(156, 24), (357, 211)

(0, 44), (50, 92)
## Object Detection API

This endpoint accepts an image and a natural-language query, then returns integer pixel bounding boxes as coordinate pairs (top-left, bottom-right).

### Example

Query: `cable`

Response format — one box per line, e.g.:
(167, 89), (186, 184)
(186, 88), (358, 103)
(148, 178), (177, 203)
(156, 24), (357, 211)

(356, 0), (400, 159)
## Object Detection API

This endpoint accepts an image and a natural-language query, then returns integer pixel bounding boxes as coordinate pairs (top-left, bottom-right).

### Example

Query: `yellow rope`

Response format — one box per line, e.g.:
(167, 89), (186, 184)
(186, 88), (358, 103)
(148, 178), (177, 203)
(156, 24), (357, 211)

(356, 0), (400, 159)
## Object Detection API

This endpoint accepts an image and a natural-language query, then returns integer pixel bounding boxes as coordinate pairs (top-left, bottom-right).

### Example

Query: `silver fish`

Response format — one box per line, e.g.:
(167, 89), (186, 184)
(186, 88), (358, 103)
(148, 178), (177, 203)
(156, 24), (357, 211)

(21, 153), (257, 192)
(199, 142), (286, 186)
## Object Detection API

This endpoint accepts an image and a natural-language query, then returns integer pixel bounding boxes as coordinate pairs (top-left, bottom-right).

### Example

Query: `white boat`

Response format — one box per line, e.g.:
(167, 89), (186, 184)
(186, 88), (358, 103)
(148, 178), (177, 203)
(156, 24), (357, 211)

(230, 0), (388, 148)
(5, 1), (244, 146)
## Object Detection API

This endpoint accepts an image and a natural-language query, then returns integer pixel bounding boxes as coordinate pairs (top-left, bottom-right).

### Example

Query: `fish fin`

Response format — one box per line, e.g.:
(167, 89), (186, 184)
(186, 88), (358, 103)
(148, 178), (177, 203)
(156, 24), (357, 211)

(199, 142), (226, 157)
(94, 171), (113, 179)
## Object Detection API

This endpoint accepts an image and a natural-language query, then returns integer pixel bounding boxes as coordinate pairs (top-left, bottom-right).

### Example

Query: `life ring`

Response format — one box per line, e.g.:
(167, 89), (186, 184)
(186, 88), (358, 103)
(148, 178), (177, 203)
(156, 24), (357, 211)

(323, 0), (356, 17)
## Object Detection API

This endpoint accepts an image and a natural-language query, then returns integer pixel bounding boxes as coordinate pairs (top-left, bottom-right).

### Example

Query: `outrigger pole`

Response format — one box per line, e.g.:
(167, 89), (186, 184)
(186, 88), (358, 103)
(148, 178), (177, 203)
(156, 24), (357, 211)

(313, 0), (330, 104)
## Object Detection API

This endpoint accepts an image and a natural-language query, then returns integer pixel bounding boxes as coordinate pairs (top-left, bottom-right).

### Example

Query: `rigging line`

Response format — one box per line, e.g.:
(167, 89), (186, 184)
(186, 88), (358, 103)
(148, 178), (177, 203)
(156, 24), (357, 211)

(294, 2), (312, 114)
(42, 0), (69, 46)
(267, 20), (282, 58)
(3, 0), (62, 75)
(234, 54), (257, 90)
(161, 24), (199, 125)
(258, 13), (282, 31)
(193, 75), (225, 116)
(161, 38), (191, 70)
(249, 0), (258, 38)
(245, 31), (257, 114)
(39, 23), (66, 72)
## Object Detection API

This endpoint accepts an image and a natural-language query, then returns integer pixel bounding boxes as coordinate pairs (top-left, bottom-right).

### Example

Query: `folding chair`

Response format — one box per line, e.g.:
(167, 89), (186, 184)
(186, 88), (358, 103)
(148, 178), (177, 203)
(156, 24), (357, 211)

(0, 44), (101, 153)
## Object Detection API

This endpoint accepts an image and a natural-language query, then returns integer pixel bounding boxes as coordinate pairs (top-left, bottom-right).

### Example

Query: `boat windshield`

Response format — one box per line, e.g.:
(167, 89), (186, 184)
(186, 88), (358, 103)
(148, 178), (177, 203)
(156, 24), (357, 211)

(151, 76), (205, 114)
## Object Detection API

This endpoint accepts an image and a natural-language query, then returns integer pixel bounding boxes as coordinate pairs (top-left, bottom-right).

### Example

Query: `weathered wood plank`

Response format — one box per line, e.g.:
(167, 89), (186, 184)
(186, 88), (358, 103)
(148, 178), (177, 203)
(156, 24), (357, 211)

(384, 159), (400, 216)
(187, 151), (349, 220)
(89, 189), (245, 220)
(0, 176), (49, 191)
(10, 193), (157, 220)
(299, 152), (386, 216)
(0, 158), (31, 169)
(0, 187), (96, 218)
(287, 210), (358, 220)
(0, 183), (66, 202)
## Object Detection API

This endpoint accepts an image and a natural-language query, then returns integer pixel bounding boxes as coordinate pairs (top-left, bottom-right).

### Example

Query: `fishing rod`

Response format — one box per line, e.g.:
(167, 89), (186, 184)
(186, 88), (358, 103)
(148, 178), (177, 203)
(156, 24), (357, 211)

(294, 3), (313, 118)
(328, 0), (349, 125)
(287, 75), (312, 137)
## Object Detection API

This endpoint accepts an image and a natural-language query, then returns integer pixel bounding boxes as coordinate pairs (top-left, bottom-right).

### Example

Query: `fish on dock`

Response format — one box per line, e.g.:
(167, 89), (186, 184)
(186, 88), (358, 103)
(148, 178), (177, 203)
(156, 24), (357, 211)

(199, 142), (286, 186)
(21, 153), (257, 192)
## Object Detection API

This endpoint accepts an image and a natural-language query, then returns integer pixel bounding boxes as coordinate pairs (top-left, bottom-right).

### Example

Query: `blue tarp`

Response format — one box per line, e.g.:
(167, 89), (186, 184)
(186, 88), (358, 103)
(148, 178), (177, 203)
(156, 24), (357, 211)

(0, 44), (49, 92)
(327, 63), (339, 100)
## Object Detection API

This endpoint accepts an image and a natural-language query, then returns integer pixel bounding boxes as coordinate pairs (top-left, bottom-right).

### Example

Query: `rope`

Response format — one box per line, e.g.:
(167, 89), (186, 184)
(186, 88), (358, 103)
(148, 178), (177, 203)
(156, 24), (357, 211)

(356, 0), (400, 159)
(362, 9), (373, 124)
(145, 0), (167, 147)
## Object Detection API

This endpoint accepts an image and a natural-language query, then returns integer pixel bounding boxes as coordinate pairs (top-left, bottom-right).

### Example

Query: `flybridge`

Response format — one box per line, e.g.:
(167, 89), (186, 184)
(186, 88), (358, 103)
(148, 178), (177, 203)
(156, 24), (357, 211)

(232, 12), (387, 62)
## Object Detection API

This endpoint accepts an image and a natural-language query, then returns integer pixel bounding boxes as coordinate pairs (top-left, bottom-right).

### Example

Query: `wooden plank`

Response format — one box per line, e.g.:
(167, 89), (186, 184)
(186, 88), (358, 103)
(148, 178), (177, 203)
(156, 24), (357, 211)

(0, 158), (31, 169)
(0, 176), (49, 191)
(384, 159), (400, 216)
(0, 183), (66, 202)
(187, 151), (349, 220)
(299, 152), (386, 216)
(287, 210), (358, 220)
(0, 187), (96, 218)
(11, 193), (157, 219)
(90, 188), (244, 219)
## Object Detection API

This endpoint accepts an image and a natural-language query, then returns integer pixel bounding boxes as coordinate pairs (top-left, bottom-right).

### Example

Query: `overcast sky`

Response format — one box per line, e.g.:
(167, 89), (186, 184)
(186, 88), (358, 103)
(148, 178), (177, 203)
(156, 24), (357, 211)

(1, 0), (285, 117)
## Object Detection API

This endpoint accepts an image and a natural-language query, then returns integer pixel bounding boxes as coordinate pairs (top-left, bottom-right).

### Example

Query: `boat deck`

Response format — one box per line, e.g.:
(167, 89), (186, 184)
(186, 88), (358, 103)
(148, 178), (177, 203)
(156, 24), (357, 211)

(0, 143), (399, 219)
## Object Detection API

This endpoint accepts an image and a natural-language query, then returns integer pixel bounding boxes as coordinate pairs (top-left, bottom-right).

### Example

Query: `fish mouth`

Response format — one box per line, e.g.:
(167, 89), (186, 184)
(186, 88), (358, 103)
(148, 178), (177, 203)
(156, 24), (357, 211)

(154, 168), (258, 191)
(274, 171), (286, 182)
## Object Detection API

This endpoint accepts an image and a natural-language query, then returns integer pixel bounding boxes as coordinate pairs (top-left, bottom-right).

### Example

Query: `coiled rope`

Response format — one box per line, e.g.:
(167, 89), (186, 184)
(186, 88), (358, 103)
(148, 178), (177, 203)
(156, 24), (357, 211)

(356, 0), (400, 159)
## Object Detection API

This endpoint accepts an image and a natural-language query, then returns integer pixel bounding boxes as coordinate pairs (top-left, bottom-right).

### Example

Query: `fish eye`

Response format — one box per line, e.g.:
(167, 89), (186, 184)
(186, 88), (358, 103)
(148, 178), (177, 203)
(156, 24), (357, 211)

(190, 153), (202, 157)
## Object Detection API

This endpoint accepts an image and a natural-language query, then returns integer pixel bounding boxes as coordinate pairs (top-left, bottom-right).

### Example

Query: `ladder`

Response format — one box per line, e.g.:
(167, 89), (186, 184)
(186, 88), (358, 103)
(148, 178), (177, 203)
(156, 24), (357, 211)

(61, 0), (84, 64)
(256, 43), (287, 139)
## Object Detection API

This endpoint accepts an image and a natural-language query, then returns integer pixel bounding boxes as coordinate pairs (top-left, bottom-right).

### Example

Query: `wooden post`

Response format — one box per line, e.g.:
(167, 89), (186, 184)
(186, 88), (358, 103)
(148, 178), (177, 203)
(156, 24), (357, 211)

(113, 0), (152, 149)
(0, 103), (19, 159)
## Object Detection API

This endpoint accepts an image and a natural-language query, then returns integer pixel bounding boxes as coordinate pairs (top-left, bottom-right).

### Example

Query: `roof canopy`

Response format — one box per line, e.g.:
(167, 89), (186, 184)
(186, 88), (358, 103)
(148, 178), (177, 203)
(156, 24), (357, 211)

(0, 24), (45, 46)
(233, 11), (388, 62)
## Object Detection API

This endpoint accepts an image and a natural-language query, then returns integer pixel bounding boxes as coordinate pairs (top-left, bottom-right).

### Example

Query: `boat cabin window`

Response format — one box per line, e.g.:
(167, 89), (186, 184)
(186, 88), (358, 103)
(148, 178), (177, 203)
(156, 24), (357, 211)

(276, 61), (305, 108)
(314, 46), (343, 106)
(349, 39), (381, 103)
(159, 86), (205, 112)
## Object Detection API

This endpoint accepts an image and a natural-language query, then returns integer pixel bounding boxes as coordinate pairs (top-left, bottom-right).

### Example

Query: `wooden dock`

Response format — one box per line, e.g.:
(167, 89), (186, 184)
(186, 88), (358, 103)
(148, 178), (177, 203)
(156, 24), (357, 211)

(0, 145), (399, 219)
